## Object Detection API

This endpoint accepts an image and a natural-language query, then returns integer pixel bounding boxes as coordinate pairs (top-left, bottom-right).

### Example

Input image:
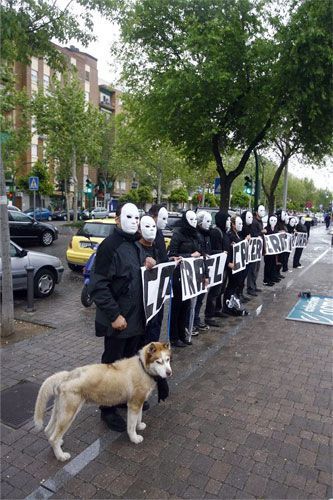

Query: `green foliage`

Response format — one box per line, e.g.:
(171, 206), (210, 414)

(119, 189), (140, 204)
(231, 191), (250, 209)
(168, 187), (189, 204)
(0, 65), (31, 177)
(1, 0), (116, 68)
(17, 160), (53, 196)
(137, 186), (153, 205)
(204, 193), (219, 207)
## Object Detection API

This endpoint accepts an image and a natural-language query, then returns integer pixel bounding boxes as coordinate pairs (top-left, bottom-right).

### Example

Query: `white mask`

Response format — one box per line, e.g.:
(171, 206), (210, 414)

(284, 215), (289, 225)
(289, 217), (297, 227)
(140, 215), (157, 242)
(245, 211), (253, 225)
(269, 216), (277, 229)
(186, 210), (197, 228)
(281, 210), (286, 221)
(235, 216), (243, 232)
(157, 207), (168, 230)
(120, 203), (140, 234)
(198, 211), (212, 231)
(258, 205), (266, 218)
(300, 216), (305, 225)
(226, 217), (231, 231)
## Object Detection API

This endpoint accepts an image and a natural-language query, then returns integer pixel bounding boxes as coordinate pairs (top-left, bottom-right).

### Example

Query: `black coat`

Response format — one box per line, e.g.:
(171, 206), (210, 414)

(89, 227), (145, 339)
(168, 226), (201, 257)
(251, 217), (263, 237)
(155, 228), (169, 262)
(197, 227), (212, 255)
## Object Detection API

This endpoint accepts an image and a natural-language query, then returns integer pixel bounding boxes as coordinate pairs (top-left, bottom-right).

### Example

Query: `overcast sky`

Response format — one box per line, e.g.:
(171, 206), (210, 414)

(68, 11), (332, 194)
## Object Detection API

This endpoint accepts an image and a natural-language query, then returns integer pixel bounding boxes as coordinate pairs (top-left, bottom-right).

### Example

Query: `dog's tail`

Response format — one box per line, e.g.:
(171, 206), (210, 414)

(34, 371), (69, 431)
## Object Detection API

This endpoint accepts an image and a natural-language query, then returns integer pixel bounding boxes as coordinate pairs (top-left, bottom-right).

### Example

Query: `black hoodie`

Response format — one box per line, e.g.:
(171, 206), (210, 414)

(276, 209), (287, 232)
(240, 211), (252, 238)
(168, 211), (201, 257)
(210, 211), (230, 255)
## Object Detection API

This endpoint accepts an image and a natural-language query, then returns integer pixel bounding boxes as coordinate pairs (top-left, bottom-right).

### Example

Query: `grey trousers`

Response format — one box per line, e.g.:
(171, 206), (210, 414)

(247, 261), (260, 291)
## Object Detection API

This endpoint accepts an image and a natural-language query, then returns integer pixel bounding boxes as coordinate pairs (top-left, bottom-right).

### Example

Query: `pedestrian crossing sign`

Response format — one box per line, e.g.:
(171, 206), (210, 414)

(29, 176), (39, 190)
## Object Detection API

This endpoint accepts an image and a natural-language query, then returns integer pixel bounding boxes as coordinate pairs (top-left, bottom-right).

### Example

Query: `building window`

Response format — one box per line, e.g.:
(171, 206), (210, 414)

(43, 74), (50, 88)
(85, 70), (90, 81)
(31, 144), (38, 157)
(31, 69), (38, 83)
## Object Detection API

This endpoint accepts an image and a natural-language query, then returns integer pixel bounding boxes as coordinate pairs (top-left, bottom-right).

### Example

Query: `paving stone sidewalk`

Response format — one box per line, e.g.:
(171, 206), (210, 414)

(1, 227), (332, 499)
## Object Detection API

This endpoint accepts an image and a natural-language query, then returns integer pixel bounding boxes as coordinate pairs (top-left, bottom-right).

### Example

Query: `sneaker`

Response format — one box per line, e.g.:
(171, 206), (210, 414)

(101, 409), (126, 432)
(255, 288), (262, 292)
(297, 265), (303, 269)
(263, 281), (274, 286)
(198, 322), (210, 331)
(191, 327), (200, 336)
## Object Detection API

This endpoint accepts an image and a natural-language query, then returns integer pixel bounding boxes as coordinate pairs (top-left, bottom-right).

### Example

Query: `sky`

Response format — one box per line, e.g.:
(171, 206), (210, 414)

(68, 10), (332, 194)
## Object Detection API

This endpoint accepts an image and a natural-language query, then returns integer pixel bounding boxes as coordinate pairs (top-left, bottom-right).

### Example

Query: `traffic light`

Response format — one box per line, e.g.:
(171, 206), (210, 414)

(244, 176), (253, 195)
(85, 178), (92, 194)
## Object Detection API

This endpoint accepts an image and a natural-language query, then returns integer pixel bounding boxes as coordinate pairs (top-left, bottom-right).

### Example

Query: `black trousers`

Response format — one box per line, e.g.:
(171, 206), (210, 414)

(264, 255), (277, 283)
(102, 335), (143, 364)
(293, 247), (303, 267)
(169, 272), (190, 343)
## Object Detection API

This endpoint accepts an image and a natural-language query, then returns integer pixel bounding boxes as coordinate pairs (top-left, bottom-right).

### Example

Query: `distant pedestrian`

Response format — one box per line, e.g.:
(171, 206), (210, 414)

(324, 212), (331, 229)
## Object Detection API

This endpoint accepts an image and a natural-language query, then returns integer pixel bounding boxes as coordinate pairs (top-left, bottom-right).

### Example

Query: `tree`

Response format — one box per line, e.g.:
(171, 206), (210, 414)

(232, 191), (250, 209)
(33, 74), (102, 221)
(0, 0), (116, 337)
(118, 189), (139, 204)
(169, 187), (189, 207)
(115, 0), (281, 211)
(17, 160), (54, 205)
(137, 186), (153, 209)
(261, 0), (333, 212)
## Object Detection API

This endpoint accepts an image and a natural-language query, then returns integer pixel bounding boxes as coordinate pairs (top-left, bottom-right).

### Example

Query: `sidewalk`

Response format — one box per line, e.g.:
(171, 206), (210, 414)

(1, 226), (332, 499)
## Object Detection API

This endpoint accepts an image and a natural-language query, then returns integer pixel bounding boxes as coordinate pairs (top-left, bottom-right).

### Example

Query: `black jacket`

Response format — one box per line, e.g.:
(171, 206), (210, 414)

(168, 218), (201, 258)
(251, 216), (263, 237)
(89, 227), (145, 339)
(227, 229), (242, 263)
(155, 228), (169, 262)
(197, 226), (212, 255)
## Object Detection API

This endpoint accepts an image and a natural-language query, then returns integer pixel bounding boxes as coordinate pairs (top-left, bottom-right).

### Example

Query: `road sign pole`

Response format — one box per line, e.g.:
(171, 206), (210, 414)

(282, 160), (289, 211)
(33, 190), (36, 220)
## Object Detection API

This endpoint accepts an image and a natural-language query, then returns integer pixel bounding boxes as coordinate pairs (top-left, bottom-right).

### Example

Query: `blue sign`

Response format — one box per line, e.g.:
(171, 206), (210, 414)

(214, 177), (221, 195)
(29, 176), (39, 190)
(286, 295), (333, 326)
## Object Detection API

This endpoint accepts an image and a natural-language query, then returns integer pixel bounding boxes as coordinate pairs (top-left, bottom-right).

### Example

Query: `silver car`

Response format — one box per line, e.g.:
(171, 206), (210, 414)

(0, 241), (64, 298)
(90, 207), (109, 219)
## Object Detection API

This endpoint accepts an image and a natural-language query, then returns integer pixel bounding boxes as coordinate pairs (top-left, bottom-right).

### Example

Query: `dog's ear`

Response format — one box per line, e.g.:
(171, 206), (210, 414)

(148, 342), (156, 354)
(163, 342), (171, 350)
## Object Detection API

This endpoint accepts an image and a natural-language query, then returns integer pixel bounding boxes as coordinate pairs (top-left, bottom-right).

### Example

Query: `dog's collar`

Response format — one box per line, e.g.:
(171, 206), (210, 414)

(138, 357), (157, 381)
(138, 357), (169, 403)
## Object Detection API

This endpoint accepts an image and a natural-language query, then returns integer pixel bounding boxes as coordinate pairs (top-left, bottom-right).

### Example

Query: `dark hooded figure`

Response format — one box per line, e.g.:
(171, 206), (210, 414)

(237, 210), (254, 301)
(168, 210), (202, 347)
(205, 211), (231, 320)
(263, 214), (281, 286)
(293, 216), (307, 268)
(276, 209), (289, 273)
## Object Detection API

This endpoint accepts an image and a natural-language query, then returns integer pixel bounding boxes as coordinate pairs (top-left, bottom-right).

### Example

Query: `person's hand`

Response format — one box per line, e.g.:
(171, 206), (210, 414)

(261, 229), (267, 234)
(170, 256), (182, 265)
(145, 257), (156, 269)
(191, 251), (201, 258)
(112, 315), (127, 330)
(204, 277), (209, 287)
(246, 234), (251, 241)
(228, 262), (235, 269)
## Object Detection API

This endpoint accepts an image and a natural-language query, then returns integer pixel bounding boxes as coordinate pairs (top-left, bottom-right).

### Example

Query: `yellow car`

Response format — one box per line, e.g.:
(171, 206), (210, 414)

(66, 218), (116, 270)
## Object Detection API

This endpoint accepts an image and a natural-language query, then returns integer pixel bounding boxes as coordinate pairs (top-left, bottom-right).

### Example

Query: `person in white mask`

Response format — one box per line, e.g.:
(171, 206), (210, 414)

(293, 216), (307, 268)
(222, 216), (249, 316)
(89, 202), (149, 433)
(263, 214), (279, 286)
(148, 204), (169, 263)
(168, 210), (202, 347)
(249, 205), (267, 293)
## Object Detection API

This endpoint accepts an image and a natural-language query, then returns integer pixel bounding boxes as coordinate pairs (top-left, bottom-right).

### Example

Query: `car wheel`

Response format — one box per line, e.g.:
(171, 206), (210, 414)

(78, 215), (82, 220)
(63, 215), (67, 221)
(34, 268), (56, 298)
(81, 284), (93, 307)
(68, 263), (83, 272)
(40, 231), (54, 246)
(91, 214), (95, 219)
(48, 216), (52, 221)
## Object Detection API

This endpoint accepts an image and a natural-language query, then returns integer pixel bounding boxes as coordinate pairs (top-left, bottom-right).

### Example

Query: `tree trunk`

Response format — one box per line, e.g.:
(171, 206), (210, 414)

(72, 147), (78, 223)
(219, 179), (232, 212)
(0, 151), (14, 337)
(157, 166), (162, 204)
(267, 193), (275, 214)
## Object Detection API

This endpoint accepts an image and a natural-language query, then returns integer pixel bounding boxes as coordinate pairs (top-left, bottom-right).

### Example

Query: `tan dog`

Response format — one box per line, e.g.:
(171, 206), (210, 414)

(34, 342), (172, 461)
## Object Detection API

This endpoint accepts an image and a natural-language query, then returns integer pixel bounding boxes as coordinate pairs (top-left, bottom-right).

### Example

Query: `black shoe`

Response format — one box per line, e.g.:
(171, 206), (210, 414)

(247, 290), (258, 297)
(205, 318), (220, 327)
(255, 288), (262, 292)
(101, 409), (126, 432)
(240, 294), (250, 302)
(181, 339), (193, 346)
(214, 310), (229, 318)
(263, 281), (274, 286)
(171, 340), (187, 348)
(278, 275), (285, 279)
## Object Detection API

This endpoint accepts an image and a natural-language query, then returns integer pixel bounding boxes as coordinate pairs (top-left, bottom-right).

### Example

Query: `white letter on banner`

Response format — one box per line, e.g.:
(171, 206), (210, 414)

(232, 241), (247, 274)
(141, 261), (176, 324)
(248, 237), (263, 263)
(179, 254), (227, 301)
(206, 253), (227, 286)
(180, 257), (198, 301)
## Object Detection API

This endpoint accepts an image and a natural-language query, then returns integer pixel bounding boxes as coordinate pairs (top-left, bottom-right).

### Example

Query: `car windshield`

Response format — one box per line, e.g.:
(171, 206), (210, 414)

(79, 222), (115, 238)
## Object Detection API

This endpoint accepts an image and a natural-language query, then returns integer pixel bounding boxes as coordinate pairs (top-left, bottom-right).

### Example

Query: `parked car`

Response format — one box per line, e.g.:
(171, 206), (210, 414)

(0, 241), (64, 297)
(90, 207), (110, 219)
(52, 209), (85, 221)
(7, 205), (21, 212)
(66, 218), (116, 270)
(24, 207), (53, 221)
(8, 210), (58, 246)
